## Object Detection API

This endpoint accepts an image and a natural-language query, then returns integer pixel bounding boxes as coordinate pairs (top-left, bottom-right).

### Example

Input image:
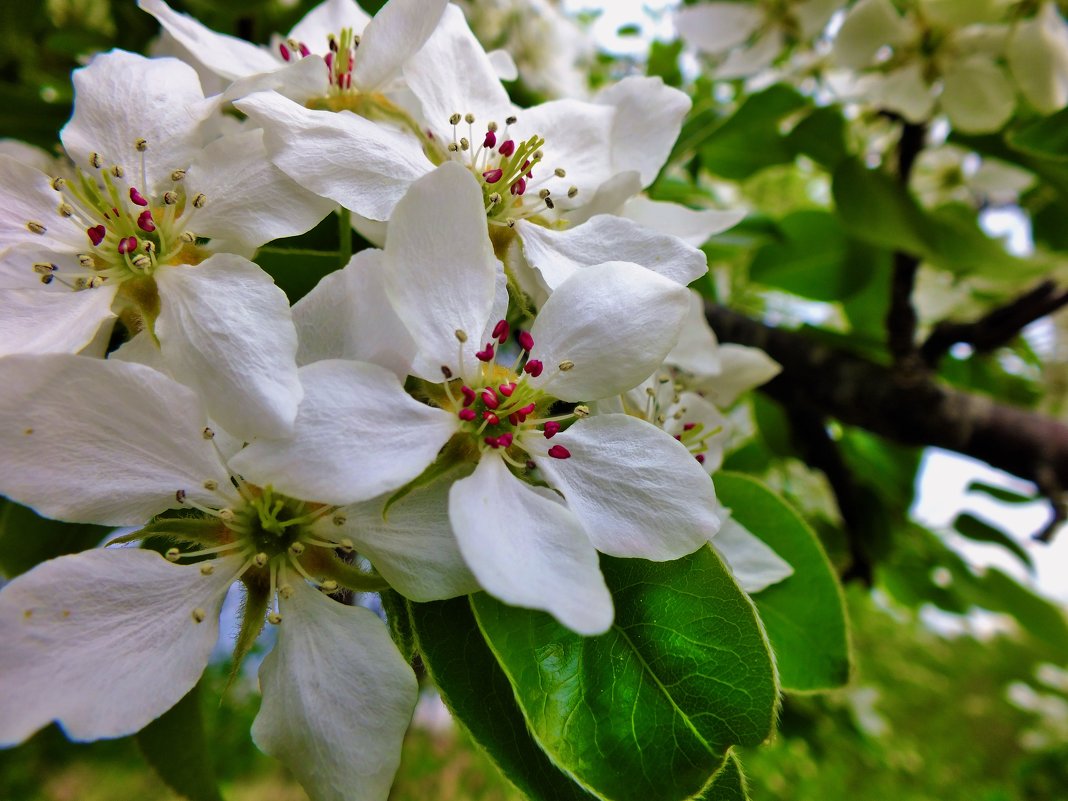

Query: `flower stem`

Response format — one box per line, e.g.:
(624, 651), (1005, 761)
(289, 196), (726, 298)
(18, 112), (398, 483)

(338, 207), (352, 268)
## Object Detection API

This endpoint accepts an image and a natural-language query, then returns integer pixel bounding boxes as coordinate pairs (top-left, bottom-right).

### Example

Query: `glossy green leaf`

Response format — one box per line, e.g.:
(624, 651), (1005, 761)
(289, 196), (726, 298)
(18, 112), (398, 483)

(136, 682), (223, 801)
(953, 512), (1033, 569)
(408, 596), (598, 801)
(832, 158), (930, 255)
(715, 472), (852, 692)
(254, 247), (340, 305)
(785, 106), (849, 170)
(695, 752), (749, 801)
(472, 549), (778, 801)
(699, 86), (809, 180)
(1007, 108), (1068, 161)
(0, 498), (110, 578)
(749, 210), (870, 301)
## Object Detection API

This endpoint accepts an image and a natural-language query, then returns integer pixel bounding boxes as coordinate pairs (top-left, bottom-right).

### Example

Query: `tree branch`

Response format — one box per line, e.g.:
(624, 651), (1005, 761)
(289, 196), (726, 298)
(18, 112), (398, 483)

(885, 121), (926, 368)
(921, 280), (1068, 366)
(706, 303), (1068, 495)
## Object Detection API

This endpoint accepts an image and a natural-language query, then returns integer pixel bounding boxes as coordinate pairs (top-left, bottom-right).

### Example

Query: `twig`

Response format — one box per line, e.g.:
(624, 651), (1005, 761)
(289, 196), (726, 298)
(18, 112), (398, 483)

(885, 122), (926, 369)
(921, 280), (1068, 366)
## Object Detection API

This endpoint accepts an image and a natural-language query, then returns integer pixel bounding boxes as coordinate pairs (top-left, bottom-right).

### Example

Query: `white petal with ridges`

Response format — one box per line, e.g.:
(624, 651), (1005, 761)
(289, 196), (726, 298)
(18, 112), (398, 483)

(0, 156), (85, 255)
(674, 3), (764, 54)
(252, 577), (417, 801)
(352, 0), (448, 91)
(293, 249), (416, 377)
(288, 0), (371, 50)
(621, 196), (745, 247)
(185, 128), (334, 250)
(449, 454), (613, 635)
(156, 254), (302, 442)
(596, 76), (691, 187)
(694, 344), (782, 406)
(528, 261), (690, 401)
(664, 290), (722, 377)
(517, 214), (707, 291)
(0, 354), (231, 525)
(61, 50), (214, 192)
(0, 548), (236, 745)
(140, 0), (278, 80)
(228, 360), (458, 506)
(534, 414), (720, 560)
(0, 284), (116, 357)
(235, 91), (433, 221)
(331, 472), (479, 602)
(384, 162), (498, 382)
(713, 516), (794, 594)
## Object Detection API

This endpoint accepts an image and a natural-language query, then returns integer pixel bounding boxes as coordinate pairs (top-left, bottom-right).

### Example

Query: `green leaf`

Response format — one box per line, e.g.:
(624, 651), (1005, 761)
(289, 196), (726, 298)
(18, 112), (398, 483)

(647, 39), (683, 87)
(785, 106), (849, 170)
(380, 588), (416, 662)
(254, 247), (339, 304)
(0, 498), (110, 578)
(966, 568), (1068, 657)
(749, 210), (870, 301)
(953, 512), (1033, 569)
(715, 472), (852, 692)
(699, 86), (810, 180)
(1006, 108), (1068, 161)
(408, 596), (598, 801)
(832, 158), (930, 255)
(472, 548), (778, 801)
(695, 752), (749, 801)
(136, 682), (223, 801)
(966, 481), (1037, 504)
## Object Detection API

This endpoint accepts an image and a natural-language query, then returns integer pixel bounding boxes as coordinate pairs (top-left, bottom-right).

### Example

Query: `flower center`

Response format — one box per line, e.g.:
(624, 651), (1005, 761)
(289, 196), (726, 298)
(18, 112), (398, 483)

(32, 139), (206, 294)
(441, 113), (579, 227)
(637, 373), (721, 465)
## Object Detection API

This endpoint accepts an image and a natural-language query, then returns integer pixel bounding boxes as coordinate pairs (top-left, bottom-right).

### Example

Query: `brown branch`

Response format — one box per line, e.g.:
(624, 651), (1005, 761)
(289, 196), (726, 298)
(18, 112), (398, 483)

(706, 302), (1068, 498)
(921, 280), (1068, 366)
(885, 122), (927, 368)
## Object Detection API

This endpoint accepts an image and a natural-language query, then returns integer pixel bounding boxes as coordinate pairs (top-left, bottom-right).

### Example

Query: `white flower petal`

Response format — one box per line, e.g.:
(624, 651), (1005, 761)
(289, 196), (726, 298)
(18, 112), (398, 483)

(293, 249), (415, 377)
(694, 344), (782, 406)
(228, 360), (458, 506)
(186, 128), (334, 250)
(0, 354), (230, 525)
(621, 196), (745, 247)
(516, 214), (707, 291)
(861, 64), (935, 123)
(0, 139), (59, 174)
(564, 170), (643, 226)
(528, 261), (690, 401)
(61, 50), (214, 192)
(674, 3), (765, 54)
(449, 454), (613, 635)
(796, 0), (841, 39)
(713, 516), (794, 594)
(352, 0), (448, 91)
(0, 156), (85, 255)
(0, 284), (116, 357)
(1008, 2), (1068, 114)
(834, 0), (914, 69)
(533, 414), (720, 560)
(487, 49), (519, 81)
(222, 55), (331, 105)
(383, 162), (498, 382)
(155, 254), (302, 441)
(714, 28), (785, 80)
(252, 578), (417, 801)
(235, 91), (433, 221)
(595, 76), (691, 187)
(331, 473), (479, 602)
(288, 0), (371, 51)
(941, 56), (1016, 133)
(140, 0), (279, 80)
(403, 4), (514, 138)
(665, 290), (721, 377)
(0, 548), (235, 745)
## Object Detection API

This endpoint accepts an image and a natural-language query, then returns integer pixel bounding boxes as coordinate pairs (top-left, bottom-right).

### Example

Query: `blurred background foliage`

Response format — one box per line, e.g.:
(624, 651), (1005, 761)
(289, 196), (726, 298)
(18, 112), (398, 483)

(3, 0), (1068, 798)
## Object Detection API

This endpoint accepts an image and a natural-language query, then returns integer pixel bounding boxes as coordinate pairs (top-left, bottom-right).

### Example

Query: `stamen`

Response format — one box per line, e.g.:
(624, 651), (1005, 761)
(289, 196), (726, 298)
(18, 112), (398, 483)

(548, 445), (571, 459)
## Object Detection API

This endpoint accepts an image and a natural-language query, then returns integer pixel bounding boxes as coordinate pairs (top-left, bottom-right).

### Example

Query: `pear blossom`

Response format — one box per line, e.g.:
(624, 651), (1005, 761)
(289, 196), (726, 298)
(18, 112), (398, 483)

(675, 0), (840, 79)
(0, 352), (484, 801)
(1007, 2), (1068, 115)
(0, 50), (334, 439)
(235, 4), (723, 302)
(230, 163), (722, 635)
(831, 0), (1022, 133)
(140, 0), (447, 115)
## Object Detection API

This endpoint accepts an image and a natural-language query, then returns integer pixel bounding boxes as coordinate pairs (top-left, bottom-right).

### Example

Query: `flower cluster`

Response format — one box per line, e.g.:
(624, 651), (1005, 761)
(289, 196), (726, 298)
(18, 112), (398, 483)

(0, 2), (786, 799)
